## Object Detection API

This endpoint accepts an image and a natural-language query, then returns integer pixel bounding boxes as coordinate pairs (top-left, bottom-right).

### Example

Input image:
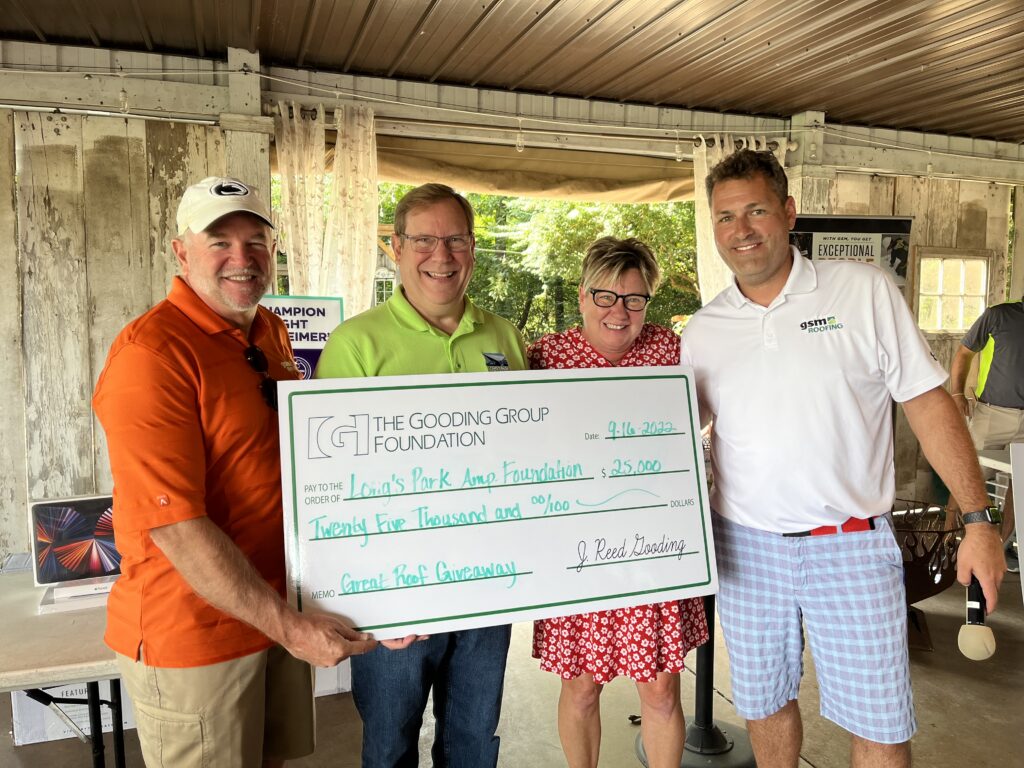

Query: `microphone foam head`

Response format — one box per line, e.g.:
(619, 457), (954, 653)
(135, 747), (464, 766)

(958, 624), (996, 661)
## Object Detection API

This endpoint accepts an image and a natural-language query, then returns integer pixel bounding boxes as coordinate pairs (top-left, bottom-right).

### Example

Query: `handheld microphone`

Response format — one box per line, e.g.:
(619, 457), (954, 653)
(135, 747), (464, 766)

(957, 576), (995, 661)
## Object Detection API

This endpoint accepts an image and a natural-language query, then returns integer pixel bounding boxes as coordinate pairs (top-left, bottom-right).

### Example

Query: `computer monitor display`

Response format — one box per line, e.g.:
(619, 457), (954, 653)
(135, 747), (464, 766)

(31, 496), (120, 586)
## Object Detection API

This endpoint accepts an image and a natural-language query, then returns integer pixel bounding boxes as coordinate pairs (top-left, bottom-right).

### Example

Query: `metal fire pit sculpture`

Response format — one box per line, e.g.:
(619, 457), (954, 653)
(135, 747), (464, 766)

(891, 500), (962, 650)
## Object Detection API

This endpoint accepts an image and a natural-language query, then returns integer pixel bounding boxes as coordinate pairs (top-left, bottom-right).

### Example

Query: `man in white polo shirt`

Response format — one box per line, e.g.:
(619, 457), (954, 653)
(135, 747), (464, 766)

(681, 150), (1005, 768)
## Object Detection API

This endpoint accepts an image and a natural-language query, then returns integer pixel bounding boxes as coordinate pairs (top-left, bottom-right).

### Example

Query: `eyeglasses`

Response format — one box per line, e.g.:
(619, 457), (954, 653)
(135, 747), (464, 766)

(398, 233), (474, 253)
(244, 345), (278, 411)
(588, 288), (651, 311)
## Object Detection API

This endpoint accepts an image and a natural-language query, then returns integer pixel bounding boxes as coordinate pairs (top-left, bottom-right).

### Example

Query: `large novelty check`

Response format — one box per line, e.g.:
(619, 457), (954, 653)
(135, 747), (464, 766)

(279, 367), (717, 639)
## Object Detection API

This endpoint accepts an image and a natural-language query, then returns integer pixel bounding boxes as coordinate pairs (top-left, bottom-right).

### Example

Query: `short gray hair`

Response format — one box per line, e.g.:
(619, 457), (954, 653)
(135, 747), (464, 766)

(580, 237), (661, 295)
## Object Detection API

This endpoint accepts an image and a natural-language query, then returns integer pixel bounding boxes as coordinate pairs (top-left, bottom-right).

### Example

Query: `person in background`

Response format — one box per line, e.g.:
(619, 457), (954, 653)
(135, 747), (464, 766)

(94, 177), (376, 768)
(529, 236), (709, 768)
(315, 183), (527, 768)
(948, 296), (1024, 571)
(681, 149), (1005, 768)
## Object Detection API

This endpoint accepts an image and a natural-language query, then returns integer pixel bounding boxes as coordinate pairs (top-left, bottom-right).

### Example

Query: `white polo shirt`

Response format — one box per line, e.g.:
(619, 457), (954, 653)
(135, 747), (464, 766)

(681, 250), (946, 533)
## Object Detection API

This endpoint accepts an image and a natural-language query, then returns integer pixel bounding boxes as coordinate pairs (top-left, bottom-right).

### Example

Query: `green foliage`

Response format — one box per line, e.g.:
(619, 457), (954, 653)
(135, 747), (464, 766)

(378, 183), (415, 225)
(378, 183), (700, 342)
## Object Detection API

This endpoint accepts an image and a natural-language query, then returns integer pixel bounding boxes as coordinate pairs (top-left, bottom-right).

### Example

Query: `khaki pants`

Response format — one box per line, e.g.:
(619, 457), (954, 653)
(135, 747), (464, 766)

(117, 646), (314, 768)
(969, 402), (1024, 455)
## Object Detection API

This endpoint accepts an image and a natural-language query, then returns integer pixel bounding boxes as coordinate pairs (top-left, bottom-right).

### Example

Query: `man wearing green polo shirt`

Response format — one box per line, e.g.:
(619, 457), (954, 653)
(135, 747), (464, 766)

(315, 183), (526, 767)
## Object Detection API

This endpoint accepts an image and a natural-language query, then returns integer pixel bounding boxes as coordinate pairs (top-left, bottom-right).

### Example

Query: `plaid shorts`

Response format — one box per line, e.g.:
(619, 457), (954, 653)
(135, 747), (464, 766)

(713, 513), (916, 744)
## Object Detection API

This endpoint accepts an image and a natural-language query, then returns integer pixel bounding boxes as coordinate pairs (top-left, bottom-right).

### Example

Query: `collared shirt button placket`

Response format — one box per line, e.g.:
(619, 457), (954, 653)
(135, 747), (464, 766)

(762, 312), (779, 351)
(447, 338), (462, 372)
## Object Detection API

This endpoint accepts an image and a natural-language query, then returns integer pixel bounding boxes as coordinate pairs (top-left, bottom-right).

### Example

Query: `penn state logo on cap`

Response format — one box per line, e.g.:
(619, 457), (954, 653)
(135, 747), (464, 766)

(176, 176), (274, 235)
(210, 180), (252, 197)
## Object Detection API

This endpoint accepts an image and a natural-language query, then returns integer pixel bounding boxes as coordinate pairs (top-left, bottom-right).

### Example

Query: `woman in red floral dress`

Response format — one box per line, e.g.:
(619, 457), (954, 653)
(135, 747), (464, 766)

(530, 236), (709, 768)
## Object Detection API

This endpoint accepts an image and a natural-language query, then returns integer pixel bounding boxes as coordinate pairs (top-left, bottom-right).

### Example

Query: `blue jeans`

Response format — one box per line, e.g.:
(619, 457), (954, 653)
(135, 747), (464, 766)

(351, 625), (511, 768)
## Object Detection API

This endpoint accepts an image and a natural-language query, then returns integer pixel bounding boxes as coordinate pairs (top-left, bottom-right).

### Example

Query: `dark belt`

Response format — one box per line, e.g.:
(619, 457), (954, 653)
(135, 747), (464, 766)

(782, 515), (877, 538)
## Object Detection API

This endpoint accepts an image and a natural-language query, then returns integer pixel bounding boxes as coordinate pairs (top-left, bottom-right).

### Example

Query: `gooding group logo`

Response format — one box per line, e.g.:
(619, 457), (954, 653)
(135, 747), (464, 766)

(308, 413), (370, 459)
(799, 315), (845, 334)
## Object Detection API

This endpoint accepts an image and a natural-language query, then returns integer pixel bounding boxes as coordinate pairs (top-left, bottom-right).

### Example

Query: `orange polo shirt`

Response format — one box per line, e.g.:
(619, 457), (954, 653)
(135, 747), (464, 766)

(93, 277), (299, 667)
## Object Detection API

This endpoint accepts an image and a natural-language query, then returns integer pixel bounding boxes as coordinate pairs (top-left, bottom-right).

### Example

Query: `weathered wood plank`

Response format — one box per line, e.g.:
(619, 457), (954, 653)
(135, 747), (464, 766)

(926, 178), (959, 248)
(146, 121), (215, 303)
(833, 173), (871, 215)
(146, 121), (190, 302)
(894, 175), (930, 315)
(83, 116), (150, 491)
(0, 109), (28, 556)
(225, 130), (271, 202)
(1011, 187), (1024, 302)
(868, 175), (896, 215)
(203, 124), (227, 178)
(956, 180), (992, 251)
(17, 112), (93, 501)
(980, 183), (1009, 305)
(794, 176), (835, 215)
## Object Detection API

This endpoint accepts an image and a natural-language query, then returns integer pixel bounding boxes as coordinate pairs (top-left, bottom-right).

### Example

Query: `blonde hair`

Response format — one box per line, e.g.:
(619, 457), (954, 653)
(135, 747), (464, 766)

(580, 237), (661, 294)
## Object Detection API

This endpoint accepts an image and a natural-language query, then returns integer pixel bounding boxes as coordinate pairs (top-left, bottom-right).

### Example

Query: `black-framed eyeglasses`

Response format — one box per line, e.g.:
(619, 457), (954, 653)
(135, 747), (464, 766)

(398, 233), (474, 253)
(588, 288), (651, 311)
(244, 345), (278, 411)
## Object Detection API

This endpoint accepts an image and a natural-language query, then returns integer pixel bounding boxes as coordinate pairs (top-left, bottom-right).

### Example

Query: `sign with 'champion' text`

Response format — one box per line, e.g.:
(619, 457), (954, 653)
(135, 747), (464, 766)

(278, 367), (717, 639)
(260, 295), (343, 379)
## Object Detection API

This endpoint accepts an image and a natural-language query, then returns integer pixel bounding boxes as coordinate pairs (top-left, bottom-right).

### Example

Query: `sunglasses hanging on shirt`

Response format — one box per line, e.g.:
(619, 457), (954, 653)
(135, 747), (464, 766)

(244, 345), (278, 412)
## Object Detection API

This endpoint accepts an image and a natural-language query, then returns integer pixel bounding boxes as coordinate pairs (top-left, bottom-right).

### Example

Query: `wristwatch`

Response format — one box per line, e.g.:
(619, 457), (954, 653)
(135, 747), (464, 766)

(960, 506), (1002, 526)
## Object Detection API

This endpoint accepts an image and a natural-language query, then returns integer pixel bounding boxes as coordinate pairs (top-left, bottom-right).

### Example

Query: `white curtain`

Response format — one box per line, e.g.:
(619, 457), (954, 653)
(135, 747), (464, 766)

(692, 135), (789, 305)
(276, 102), (378, 320)
(328, 105), (378, 319)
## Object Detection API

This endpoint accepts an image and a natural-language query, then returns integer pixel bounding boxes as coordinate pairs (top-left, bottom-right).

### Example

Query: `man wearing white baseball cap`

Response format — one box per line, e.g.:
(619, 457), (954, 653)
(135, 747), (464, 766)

(94, 176), (377, 767)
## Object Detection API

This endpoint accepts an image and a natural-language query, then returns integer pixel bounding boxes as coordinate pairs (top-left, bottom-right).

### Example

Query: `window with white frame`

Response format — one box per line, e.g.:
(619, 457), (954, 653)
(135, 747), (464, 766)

(374, 268), (395, 306)
(916, 248), (991, 332)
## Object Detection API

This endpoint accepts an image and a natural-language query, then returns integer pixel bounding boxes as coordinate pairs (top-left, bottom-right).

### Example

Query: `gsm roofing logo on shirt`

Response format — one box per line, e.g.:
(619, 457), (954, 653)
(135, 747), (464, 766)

(800, 315), (845, 333)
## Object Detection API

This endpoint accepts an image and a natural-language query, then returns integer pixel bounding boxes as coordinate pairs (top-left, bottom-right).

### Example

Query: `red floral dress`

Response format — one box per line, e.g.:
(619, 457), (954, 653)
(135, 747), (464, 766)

(529, 324), (710, 683)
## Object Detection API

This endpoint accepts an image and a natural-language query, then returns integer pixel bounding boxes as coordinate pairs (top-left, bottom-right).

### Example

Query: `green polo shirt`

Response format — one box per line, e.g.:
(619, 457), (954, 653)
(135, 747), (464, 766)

(314, 288), (527, 378)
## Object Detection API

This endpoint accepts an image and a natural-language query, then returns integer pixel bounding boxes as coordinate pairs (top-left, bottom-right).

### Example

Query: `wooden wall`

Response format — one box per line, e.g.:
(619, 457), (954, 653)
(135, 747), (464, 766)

(0, 110), (23, 558)
(0, 110), (232, 557)
(793, 169), (1013, 501)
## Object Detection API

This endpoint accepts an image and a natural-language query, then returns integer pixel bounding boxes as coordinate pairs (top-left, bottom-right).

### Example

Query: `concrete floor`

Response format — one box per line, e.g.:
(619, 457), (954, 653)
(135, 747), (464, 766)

(3, 573), (1021, 767)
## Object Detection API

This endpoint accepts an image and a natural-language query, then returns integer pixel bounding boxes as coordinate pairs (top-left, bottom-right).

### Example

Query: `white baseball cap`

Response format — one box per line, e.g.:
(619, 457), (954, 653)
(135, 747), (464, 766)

(176, 176), (274, 235)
